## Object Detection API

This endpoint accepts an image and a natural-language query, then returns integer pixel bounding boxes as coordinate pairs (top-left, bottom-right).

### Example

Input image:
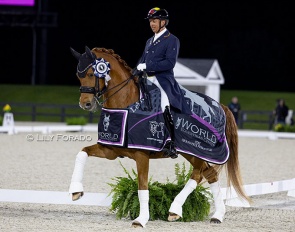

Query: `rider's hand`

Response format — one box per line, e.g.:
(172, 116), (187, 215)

(137, 63), (146, 71)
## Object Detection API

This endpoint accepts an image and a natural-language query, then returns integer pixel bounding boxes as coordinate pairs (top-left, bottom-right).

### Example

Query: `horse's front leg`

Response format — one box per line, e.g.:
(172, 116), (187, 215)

(69, 144), (116, 201)
(68, 149), (88, 200)
(131, 152), (150, 228)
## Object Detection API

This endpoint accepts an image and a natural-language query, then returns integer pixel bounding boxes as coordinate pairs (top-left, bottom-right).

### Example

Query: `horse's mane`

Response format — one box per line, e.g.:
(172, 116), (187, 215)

(92, 47), (132, 72)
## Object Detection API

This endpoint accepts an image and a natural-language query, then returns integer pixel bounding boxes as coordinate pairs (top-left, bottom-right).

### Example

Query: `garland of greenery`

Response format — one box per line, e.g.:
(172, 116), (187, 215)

(108, 162), (212, 222)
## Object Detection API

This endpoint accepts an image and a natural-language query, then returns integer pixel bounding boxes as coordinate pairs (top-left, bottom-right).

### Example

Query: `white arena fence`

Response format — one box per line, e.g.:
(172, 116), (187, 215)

(0, 179), (294, 207)
(0, 124), (295, 207)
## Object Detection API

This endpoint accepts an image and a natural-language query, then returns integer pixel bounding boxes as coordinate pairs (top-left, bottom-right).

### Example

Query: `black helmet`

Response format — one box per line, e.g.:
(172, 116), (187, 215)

(145, 7), (169, 20)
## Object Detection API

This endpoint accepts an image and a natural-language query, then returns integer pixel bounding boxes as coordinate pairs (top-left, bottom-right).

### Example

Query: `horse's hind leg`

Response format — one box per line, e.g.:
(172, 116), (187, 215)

(68, 151), (88, 200)
(209, 181), (225, 223)
(168, 155), (203, 222)
(168, 178), (198, 221)
(203, 164), (225, 223)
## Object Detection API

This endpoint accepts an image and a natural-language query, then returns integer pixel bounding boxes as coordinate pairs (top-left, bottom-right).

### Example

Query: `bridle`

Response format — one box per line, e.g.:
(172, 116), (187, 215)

(78, 57), (135, 107)
(72, 47), (136, 108)
(79, 73), (135, 107)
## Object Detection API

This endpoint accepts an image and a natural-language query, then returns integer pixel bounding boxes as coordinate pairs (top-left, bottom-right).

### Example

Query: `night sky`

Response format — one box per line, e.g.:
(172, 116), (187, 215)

(1, 0), (294, 92)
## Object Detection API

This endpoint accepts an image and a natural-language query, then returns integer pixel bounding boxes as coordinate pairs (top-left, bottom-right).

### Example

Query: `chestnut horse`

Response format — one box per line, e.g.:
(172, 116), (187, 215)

(69, 46), (251, 228)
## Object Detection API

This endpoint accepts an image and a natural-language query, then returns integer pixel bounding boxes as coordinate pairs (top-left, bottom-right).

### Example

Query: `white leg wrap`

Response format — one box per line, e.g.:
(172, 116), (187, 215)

(169, 179), (197, 218)
(210, 181), (225, 222)
(148, 76), (170, 112)
(69, 151), (88, 193)
(132, 190), (149, 227)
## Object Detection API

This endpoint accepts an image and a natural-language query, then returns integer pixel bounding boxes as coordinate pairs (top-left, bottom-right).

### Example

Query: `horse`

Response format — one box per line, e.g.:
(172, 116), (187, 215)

(69, 46), (251, 228)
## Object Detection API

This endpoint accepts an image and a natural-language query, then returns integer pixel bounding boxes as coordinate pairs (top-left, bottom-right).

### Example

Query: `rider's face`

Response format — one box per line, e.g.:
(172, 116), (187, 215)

(149, 18), (165, 33)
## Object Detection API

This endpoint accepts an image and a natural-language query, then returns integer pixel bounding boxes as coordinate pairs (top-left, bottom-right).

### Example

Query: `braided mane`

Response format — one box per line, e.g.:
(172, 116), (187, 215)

(92, 47), (132, 72)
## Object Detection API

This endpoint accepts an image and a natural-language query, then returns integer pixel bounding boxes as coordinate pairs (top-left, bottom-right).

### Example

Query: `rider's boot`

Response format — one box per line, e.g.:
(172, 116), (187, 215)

(163, 106), (178, 159)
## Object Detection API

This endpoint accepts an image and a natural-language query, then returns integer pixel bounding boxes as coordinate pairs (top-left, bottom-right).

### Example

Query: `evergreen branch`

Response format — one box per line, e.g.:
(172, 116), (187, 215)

(107, 161), (212, 222)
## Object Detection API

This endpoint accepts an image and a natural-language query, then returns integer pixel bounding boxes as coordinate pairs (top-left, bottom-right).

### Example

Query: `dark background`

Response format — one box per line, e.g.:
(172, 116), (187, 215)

(1, 0), (294, 91)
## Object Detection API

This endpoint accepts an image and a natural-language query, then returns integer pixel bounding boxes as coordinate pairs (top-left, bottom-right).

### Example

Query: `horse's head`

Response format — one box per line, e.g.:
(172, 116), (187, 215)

(70, 46), (137, 112)
(70, 46), (107, 112)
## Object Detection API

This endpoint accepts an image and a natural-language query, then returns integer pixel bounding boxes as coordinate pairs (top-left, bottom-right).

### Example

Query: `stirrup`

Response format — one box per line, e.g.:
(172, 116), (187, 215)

(163, 141), (178, 159)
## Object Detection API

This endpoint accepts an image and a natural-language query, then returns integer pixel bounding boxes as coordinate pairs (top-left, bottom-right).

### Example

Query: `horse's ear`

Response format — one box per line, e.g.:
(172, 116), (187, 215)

(70, 47), (81, 60)
(85, 46), (96, 59)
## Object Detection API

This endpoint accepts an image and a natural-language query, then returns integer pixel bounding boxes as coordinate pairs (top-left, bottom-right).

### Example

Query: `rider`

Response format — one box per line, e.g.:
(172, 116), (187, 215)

(136, 7), (191, 159)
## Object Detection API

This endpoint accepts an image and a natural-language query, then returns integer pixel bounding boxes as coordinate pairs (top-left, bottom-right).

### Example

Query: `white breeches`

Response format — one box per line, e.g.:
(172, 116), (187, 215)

(148, 76), (170, 112)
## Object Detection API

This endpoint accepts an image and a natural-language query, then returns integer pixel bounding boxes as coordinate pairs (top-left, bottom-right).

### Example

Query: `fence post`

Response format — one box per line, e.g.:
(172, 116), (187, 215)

(61, 107), (66, 122)
(239, 112), (244, 129)
(32, 105), (36, 121)
(269, 113), (274, 130)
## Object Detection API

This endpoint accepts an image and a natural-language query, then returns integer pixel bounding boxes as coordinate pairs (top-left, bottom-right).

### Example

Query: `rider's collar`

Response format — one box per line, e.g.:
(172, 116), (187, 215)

(153, 28), (167, 42)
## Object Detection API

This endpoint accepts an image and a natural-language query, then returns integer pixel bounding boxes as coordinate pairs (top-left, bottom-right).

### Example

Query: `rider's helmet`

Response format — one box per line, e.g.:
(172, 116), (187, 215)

(145, 7), (169, 20)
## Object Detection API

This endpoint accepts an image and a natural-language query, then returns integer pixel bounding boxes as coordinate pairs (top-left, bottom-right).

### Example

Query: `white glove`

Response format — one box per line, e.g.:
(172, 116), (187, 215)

(137, 63), (146, 71)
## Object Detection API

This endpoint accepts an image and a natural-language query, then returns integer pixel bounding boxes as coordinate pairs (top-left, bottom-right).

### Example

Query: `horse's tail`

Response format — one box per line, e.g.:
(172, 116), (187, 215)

(221, 104), (252, 204)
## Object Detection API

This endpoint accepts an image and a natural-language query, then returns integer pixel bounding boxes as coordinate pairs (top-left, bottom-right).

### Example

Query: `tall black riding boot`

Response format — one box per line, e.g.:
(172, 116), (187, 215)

(163, 106), (178, 159)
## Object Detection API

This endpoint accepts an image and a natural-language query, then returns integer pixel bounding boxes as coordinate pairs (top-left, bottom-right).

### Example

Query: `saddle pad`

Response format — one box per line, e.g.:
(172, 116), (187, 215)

(97, 108), (128, 147)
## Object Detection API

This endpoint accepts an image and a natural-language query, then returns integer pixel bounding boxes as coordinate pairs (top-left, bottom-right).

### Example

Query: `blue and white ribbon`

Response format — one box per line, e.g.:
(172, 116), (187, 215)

(92, 58), (111, 78)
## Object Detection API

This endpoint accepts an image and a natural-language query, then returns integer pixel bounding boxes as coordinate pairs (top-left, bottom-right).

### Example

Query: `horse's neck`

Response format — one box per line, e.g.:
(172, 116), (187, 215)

(103, 70), (139, 109)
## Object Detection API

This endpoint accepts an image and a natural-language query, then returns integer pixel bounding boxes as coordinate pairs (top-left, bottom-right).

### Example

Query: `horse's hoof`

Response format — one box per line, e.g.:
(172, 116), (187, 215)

(210, 218), (221, 224)
(131, 222), (143, 228)
(168, 213), (180, 222)
(72, 192), (84, 201)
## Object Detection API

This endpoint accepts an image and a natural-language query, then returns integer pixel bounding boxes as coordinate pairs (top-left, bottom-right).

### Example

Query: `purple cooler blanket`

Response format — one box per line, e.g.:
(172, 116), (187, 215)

(97, 80), (229, 164)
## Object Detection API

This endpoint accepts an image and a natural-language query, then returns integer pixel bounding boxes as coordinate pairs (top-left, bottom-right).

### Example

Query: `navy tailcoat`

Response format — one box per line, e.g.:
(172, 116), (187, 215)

(137, 30), (191, 114)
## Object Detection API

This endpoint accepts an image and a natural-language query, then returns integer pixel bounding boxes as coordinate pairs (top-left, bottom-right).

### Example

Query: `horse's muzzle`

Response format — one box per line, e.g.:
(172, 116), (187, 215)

(79, 101), (97, 112)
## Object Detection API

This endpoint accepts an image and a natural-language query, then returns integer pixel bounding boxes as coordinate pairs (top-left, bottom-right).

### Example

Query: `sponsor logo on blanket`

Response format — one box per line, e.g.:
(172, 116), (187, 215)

(175, 116), (217, 147)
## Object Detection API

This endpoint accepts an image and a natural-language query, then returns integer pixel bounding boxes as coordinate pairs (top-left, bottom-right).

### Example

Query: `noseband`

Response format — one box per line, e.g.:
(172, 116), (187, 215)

(79, 75), (106, 98)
